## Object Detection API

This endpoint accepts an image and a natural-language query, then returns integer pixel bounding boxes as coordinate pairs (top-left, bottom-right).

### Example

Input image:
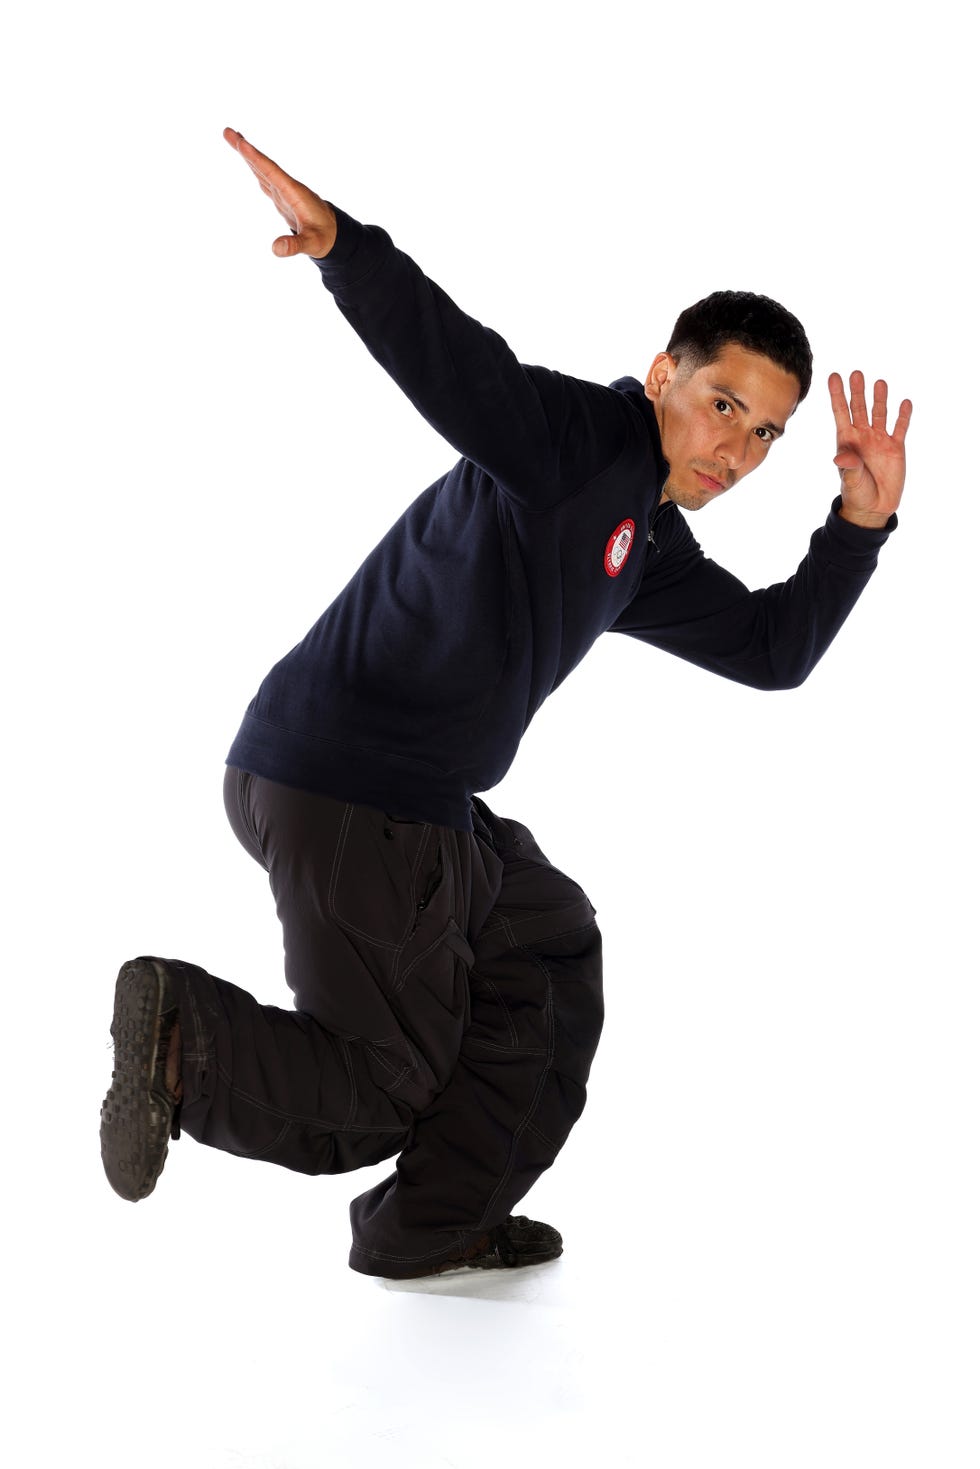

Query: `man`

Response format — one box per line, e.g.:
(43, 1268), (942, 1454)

(100, 130), (911, 1279)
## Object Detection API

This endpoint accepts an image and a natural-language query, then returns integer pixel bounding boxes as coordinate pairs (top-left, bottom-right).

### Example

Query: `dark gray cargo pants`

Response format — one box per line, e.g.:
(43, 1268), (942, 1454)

(169, 768), (603, 1277)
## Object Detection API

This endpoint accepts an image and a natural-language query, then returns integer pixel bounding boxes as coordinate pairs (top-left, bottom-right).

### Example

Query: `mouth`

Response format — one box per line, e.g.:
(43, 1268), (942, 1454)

(694, 472), (727, 494)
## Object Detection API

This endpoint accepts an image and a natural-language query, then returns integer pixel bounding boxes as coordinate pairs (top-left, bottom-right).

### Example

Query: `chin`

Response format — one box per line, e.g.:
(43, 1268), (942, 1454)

(664, 485), (710, 513)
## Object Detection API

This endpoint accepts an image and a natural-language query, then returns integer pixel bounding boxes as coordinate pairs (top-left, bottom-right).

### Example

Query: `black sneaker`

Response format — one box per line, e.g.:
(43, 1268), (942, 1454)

(100, 957), (182, 1202)
(404, 1216), (563, 1278)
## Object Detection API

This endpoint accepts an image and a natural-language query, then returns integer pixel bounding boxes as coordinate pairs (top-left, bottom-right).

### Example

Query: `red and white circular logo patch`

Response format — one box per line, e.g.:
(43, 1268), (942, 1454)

(603, 519), (636, 577)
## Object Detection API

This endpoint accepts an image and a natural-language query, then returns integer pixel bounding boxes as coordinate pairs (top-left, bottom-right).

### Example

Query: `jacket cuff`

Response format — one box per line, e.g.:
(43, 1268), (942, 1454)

(827, 494), (897, 546)
(311, 205), (388, 290)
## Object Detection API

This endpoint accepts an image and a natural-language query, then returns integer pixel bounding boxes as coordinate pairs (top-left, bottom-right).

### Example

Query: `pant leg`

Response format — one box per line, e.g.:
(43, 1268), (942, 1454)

(173, 769), (499, 1175)
(348, 801), (604, 1277)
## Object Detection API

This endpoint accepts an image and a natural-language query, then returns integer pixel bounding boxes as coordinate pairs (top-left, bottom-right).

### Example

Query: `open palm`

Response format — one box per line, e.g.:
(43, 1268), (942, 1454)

(829, 370), (912, 527)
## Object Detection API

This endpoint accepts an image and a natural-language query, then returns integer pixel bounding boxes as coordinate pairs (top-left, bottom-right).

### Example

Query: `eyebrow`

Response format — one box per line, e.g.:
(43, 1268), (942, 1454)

(709, 383), (786, 438)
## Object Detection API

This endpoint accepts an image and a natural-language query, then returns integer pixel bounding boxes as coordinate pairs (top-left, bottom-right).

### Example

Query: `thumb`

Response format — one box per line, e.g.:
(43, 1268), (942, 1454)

(834, 450), (863, 472)
(272, 233), (302, 258)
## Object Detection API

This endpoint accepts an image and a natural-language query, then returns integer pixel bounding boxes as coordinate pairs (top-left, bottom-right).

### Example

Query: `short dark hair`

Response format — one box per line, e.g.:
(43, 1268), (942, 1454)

(666, 290), (813, 403)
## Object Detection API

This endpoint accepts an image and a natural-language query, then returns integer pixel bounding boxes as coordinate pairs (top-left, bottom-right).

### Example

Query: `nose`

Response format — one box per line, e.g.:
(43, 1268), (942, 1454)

(716, 428), (750, 472)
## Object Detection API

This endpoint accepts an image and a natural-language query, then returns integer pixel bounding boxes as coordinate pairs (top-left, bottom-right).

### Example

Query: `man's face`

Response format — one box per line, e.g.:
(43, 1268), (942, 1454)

(644, 343), (801, 511)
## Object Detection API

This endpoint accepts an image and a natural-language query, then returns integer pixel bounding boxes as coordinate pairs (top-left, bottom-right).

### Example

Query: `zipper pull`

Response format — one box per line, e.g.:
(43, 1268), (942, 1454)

(649, 498), (669, 551)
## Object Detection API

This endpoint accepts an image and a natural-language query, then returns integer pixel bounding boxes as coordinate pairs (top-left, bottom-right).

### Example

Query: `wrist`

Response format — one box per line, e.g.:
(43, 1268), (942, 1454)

(836, 503), (892, 530)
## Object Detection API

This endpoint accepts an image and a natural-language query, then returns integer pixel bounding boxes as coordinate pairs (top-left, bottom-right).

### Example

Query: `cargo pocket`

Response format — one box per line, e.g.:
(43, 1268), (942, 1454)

(327, 805), (443, 949)
(386, 919), (475, 1099)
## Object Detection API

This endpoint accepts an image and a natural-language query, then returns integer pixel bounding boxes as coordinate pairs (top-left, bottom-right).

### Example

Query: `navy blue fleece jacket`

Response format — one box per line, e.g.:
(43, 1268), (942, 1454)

(227, 207), (895, 829)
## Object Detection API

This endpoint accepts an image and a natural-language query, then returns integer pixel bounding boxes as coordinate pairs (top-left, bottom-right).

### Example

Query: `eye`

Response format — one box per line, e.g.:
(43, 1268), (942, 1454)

(713, 399), (733, 417)
(754, 426), (774, 443)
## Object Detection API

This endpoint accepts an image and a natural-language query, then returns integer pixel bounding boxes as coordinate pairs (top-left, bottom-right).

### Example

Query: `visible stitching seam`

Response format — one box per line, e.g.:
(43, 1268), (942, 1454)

(477, 944), (556, 1229)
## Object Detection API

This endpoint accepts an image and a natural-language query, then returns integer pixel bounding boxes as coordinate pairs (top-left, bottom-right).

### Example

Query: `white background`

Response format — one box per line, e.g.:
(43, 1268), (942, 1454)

(4, 2), (977, 1466)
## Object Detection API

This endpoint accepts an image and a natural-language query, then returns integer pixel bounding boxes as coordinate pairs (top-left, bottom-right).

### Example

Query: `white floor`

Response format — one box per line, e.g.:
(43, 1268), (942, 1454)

(10, 889), (979, 1469)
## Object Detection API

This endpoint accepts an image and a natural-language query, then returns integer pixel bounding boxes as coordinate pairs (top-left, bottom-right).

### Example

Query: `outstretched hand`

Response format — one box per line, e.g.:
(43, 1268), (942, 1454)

(829, 371), (912, 528)
(223, 128), (337, 259)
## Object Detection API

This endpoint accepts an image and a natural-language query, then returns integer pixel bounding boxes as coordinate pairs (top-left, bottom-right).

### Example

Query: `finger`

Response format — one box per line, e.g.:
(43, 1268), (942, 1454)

(223, 127), (276, 191)
(225, 128), (300, 196)
(271, 229), (330, 259)
(891, 397), (913, 445)
(849, 369), (869, 428)
(871, 378), (888, 430)
(272, 234), (300, 258)
(828, 372), (852, 433)
(223, 127), (275, 184)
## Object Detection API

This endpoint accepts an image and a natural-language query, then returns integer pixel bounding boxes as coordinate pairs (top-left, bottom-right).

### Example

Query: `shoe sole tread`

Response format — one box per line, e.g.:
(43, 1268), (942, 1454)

(100, 958), (177, 1202)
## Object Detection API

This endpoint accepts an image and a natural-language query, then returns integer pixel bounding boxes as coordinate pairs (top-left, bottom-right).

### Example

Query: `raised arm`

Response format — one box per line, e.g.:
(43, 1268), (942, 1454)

(612, 366), (911, 687)
(223, 129), (633, 506)
(611, 498), (897, 691)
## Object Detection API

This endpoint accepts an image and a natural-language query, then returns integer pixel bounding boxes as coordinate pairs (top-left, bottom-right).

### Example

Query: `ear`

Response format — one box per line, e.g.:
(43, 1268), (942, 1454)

(644, 352), (676, 405)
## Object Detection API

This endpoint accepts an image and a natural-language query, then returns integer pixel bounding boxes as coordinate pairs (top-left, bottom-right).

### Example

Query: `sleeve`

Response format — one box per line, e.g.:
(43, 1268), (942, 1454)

(609, 498), (897, 690)
(312, 207), (634, 509)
